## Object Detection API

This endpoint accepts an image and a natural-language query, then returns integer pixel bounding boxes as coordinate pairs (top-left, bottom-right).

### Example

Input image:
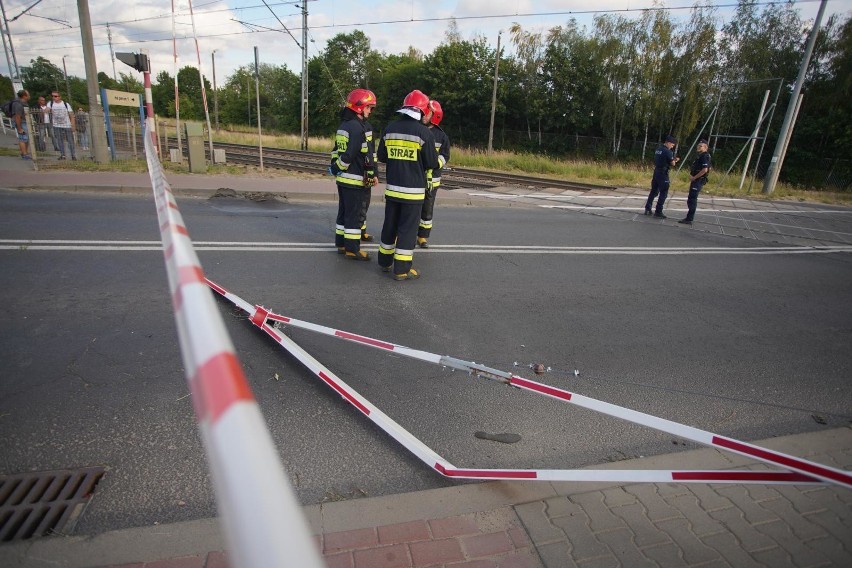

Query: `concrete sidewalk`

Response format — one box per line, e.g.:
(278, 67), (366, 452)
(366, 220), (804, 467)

(1, 427), (850, 568)
(0, 146), (513, 208)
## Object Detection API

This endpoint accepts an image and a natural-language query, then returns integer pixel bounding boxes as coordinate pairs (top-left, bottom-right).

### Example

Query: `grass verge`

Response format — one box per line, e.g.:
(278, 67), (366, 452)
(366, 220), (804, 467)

(21, 125), (851, 205)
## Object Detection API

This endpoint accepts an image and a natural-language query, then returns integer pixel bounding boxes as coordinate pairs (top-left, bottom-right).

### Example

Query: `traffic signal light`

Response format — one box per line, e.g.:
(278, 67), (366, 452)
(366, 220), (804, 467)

(116, 52), (150, 73)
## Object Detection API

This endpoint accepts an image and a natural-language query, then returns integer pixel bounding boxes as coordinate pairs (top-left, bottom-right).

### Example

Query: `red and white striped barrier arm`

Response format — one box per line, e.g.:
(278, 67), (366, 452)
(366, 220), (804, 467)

(206, 279), (846, 487)
(143, 123), (323, 568)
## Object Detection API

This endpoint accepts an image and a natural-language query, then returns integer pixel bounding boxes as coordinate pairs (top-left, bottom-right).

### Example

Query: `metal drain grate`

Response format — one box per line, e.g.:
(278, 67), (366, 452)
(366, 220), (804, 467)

(0, 466), (105, 541)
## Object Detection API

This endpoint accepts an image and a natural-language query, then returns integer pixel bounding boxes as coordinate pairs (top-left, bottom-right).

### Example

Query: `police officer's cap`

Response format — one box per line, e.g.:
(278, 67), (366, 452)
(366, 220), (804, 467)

(664, 135), (677, 144)
(698, 138), (709, 145)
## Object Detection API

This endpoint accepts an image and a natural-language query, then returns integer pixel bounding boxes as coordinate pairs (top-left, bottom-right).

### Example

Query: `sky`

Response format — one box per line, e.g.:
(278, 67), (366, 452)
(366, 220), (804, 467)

(1, 0), (848, 89)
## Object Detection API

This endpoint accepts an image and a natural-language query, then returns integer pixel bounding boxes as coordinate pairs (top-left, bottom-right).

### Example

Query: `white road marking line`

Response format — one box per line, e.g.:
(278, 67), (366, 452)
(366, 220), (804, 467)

(540, 205), (852, 214)
(468, 192), (852, 213)
(2, 240), (850, 255)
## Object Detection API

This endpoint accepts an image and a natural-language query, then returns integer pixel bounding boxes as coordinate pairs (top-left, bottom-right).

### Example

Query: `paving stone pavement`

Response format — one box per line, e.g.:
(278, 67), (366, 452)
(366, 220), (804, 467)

(514, 440), (852, 568)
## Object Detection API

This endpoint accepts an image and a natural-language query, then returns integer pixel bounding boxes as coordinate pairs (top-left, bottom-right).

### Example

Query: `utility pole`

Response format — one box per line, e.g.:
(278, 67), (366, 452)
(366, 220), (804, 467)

(300, 1), (308, 150)
(254, 46), (263, 172)
(0, 0), (22, 91)
(77, 0), (108, 163)
(107, 23), (117, 79)
(62, 55), (72, 105)
(171, 0), (181, 158)
(762, 0), (827, 194)
(211, 50), (219, 132)
(487, 30), (501, 154)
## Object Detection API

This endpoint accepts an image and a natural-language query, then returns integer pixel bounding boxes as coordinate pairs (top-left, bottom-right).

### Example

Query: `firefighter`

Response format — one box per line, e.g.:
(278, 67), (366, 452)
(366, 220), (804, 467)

(331, 88), (379, 260)
(377, 90), (440, 280)
(417, 100), (451, 249)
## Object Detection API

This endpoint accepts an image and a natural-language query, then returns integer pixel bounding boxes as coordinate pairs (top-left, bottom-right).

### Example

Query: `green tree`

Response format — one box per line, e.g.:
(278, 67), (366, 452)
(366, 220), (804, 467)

(255, 63), (301, 131)
(369, 53), (426, 129)
(593, 14), (644, 155)
(219, 66), (255, 127)
(98, 71), (119, 91)
(423, 37), (500, 146)
(307, 31), (375, 135)
(541, 21), (603, 146)
(510, 23), (553, 145)
(667, 6), (718, 146)
(21, 57), (64, 99)
(176, 66), (212, 121)
(152, 71), (175, 117)
(782, 14), (852, 187)
(115, 72), (144, 94)
(717, 0), (805, 148)
(0, 74), (13, 102)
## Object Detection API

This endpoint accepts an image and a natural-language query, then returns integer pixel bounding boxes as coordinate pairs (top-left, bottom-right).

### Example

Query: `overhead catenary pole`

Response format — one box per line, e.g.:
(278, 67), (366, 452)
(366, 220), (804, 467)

(61, 55), (72, 105)
(487, 30), (501, 155)
(300, 1), (308, 151)
(77, 0), (108, 163)
(211, 50), (219, 133)
(255, 46), (263, 172)
(776, 93), (804, 179)
(171, 0), (181, 157)
(762, 0), (827, 194)
(0, 0), (22, 91)
(0, 11), (12, 89)
(107, 23), (117, 79)
(739, 89), (770, 190)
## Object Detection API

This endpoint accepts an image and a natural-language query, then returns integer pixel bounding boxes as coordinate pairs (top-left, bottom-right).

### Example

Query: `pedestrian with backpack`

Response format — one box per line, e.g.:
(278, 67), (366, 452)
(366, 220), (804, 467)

(3, 90), (32, 160)
(47, 90), (77, 160)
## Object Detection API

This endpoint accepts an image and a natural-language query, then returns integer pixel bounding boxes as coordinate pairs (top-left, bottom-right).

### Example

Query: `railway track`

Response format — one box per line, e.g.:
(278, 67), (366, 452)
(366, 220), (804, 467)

(176, 140), (610, 192)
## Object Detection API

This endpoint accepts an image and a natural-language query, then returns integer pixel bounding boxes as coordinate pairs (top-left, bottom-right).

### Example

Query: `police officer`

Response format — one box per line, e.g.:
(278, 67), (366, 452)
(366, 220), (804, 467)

(417, 100), (450, 249)
(331, 89), (378, 261)
(645, 135), (679, 218)
(377, 90), (440, 281)
(679, 139), (712, 225)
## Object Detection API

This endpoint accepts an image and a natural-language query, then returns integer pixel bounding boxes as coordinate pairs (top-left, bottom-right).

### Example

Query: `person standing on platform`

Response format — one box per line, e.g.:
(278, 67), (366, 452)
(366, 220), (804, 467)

(48, 90), (77, 161)
(10, 90), (31, 159)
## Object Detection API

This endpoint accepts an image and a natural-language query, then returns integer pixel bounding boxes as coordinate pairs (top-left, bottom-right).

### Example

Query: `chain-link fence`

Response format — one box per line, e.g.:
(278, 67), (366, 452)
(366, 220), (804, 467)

(104, 106), (143, 160)
(442, 125), (850, 191)
(26, 104), (90, 163)
(16, 101), (144, 165)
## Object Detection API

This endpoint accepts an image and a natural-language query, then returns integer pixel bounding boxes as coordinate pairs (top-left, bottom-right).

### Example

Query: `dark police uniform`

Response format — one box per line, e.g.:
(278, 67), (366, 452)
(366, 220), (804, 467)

(331, 108), (376, 256)
(377, 112), (439, 277)
(645, 141), (677, 217)
(417, 124), (451, 245)
(683, 148), (712, 223)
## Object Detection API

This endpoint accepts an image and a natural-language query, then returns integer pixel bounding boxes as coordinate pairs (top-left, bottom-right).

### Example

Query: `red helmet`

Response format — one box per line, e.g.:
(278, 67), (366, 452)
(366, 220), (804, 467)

(345, 88), (376, 115)
(428, 100), (443, 126)
(402, 90), (430, 115)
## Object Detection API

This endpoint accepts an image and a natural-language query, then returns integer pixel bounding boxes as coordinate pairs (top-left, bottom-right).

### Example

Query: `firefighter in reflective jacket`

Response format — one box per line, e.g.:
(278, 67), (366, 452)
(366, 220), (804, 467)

(331, 88), (379, 260)
(417, 100), (450, 249)
(377, 90), (440, 280)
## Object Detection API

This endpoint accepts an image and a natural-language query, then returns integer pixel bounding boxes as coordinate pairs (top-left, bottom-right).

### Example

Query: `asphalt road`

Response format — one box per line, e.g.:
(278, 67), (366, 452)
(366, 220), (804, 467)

(1, 188), (851, 535)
